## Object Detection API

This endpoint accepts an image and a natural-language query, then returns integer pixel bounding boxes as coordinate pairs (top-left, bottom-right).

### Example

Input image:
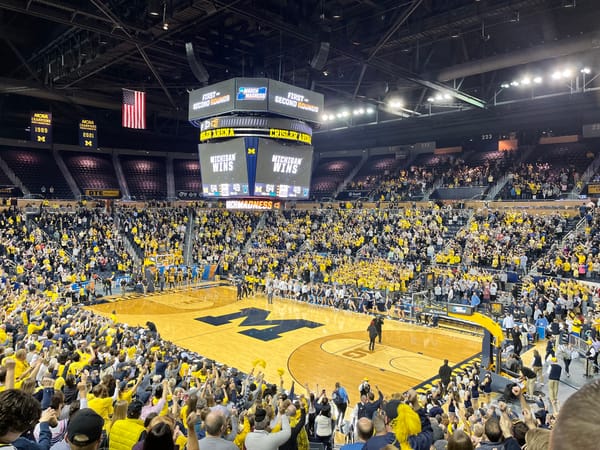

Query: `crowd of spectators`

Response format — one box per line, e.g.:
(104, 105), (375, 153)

(437, 209), (573, 271)
(115, 206), (190, 265)
(534, 200), (600, 279)
(500, 163), (576, 200)
(1, 193), (599, 450)
(190, 209), (260, 266)
(371, 166), (434, 202)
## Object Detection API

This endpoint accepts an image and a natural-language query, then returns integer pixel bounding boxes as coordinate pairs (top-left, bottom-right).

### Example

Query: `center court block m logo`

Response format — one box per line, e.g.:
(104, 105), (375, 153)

(195, 307), (323, 341)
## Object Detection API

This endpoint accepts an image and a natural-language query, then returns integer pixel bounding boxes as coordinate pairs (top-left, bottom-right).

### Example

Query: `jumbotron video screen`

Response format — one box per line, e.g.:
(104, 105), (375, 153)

(254, 139), (313, 199)
(199, 138), (249, 197)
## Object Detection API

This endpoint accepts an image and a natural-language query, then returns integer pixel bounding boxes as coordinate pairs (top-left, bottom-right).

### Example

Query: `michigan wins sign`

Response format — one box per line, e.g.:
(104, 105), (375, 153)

(79, 119), (98, 149)
(30, 112), (52, 144)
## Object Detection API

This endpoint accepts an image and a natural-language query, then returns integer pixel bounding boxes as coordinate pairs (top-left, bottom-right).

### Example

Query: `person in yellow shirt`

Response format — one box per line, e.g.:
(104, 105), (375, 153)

(88, 384), (114, 432)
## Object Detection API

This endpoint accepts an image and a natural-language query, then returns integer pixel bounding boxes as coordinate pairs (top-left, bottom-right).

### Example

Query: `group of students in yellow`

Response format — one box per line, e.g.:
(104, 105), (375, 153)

(436, 210), (570, 269)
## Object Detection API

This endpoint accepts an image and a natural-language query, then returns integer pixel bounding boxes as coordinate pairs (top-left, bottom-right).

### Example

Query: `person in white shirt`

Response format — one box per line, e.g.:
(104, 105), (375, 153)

(244, 407), (290, 450)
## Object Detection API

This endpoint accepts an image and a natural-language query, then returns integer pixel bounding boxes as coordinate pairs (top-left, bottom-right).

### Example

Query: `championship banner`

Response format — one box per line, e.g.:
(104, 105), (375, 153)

(30, 112), (52, 144)
(79, 119), (98, 149)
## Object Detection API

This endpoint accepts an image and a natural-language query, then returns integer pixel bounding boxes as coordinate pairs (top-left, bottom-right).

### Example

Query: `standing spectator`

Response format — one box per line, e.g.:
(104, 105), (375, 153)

(374, 317), (384, 344)
(511, 325), (523, 356)
(547, 357), (562, 414)
(557, 341), (573, 378)
(340, 418), (372, 450)
(520, 367), (537, 400)
(367, 320), (377, 352)
(0, 390), (42, 446)
(314, 404), (333, 450)
(502, 313), (515, 335)
(278, 403), (306, 450)
(448, 429), (473, 450)
(332, 382), (349, 429)
(109, 401), (146, 450)
(585, 340), (598, 377)
(358, 378), (370, 397)
(245, 408), (290, 450)
(66, 409), (104, 449)
(197, 411), (237, 450)
(438, 360), (452, 394)
(532, 349), (543, 385)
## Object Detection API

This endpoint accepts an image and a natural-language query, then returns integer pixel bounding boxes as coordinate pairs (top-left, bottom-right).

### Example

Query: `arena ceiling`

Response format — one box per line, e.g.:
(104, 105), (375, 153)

(1, 0), (600, 150)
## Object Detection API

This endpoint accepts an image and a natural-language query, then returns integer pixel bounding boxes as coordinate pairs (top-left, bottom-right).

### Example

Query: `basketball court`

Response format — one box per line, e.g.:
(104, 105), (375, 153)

(89, 286), (481, 403)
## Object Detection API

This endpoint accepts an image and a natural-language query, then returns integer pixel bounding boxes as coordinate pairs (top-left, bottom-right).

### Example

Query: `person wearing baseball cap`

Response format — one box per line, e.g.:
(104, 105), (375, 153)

(67, 409), (104, 450)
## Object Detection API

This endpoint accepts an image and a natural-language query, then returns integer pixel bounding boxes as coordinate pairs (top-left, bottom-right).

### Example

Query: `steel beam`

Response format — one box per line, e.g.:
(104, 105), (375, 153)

(90, 0), (176, 110)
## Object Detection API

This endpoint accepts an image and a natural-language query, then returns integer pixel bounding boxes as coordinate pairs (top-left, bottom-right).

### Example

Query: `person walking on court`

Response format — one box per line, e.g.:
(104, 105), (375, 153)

(367, 319), (377, 351)
(375, 316), (384, 343)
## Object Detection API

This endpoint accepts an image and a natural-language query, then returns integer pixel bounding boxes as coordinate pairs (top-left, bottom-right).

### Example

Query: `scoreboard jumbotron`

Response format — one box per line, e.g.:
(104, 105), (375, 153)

(188, 78), (323, 201)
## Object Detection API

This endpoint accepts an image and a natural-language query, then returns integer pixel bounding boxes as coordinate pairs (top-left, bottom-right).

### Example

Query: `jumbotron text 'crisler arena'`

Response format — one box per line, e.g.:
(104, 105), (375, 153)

(1, 2), (600, 450)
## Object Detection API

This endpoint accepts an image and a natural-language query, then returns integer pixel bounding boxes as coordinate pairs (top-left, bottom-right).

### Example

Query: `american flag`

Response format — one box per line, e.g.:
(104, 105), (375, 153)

(122, 88), (146, 129)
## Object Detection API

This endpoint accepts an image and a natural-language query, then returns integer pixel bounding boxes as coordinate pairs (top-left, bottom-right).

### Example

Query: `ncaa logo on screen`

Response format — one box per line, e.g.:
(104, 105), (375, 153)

(237, 86), (267, 101)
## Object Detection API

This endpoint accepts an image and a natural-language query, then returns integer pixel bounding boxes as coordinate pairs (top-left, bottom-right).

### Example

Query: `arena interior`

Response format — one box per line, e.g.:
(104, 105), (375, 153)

(2, 1), (600, 449)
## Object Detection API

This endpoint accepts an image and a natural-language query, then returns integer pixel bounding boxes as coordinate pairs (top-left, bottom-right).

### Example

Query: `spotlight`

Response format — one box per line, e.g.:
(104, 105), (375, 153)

(148, 0), (162, 16)
(443, 93), (451, 100)
(533, 76), (543, 84)
(358, 108), (365, 114)
(562, 68), (573, 78)
(322, 114), (329, 121)
(500, 83), (510, 89)
(427, 96), (435, 102)
(510, 81), (519, 86)
(551, 71), (561, 80)
(366, 107), (374, 114)
(521, 77), (531, 85)
(162, 22), (169, 30)
(581, 67), (591, 74)
(435, 94), (442, 101)
(341, 110), (349, 117)
(389, 99), (403, 109)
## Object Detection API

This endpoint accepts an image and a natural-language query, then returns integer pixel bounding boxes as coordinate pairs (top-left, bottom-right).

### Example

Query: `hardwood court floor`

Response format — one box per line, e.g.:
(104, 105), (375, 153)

(89, 287), (481, 403)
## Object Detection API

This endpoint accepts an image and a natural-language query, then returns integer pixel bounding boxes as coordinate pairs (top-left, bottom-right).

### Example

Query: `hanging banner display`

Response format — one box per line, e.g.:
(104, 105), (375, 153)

(78, 119), (98, 149)
(30, 112), (52, 144)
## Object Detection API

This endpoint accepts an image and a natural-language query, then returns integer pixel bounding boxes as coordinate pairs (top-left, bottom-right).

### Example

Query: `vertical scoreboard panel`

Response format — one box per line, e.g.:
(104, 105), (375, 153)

(31, 112), (52, 144)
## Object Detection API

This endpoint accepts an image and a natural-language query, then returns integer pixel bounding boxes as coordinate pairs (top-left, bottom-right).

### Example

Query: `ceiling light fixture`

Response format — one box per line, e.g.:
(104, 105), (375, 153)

(148, 0), (162, 16)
